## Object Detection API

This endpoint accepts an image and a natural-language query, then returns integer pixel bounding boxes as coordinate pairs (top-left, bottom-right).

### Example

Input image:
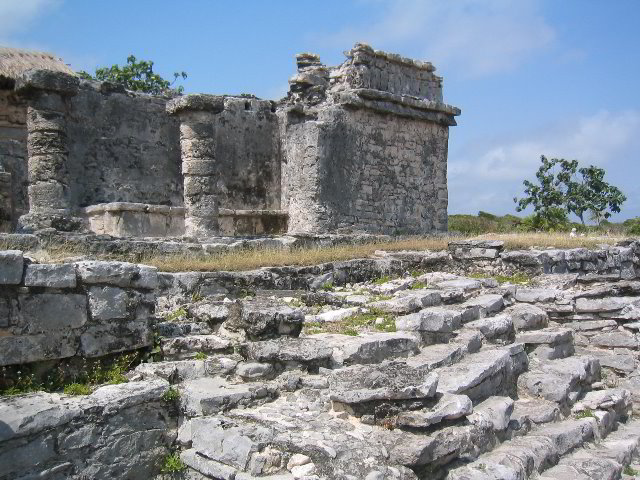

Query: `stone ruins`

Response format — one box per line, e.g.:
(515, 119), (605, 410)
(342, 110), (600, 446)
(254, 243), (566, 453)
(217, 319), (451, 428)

(2, 45), (640, 480)
(0, 44), (459, 238)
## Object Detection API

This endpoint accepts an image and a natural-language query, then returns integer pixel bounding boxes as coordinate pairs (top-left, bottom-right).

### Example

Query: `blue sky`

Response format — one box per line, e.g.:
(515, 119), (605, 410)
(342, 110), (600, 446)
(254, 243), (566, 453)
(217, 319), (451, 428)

(2, 0), (639, 221)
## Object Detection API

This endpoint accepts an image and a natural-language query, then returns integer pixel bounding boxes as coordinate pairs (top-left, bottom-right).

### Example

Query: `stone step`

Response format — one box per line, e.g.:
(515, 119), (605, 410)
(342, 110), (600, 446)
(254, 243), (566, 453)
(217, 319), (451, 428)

(311, 332), (420, 366)
(517, 355), (601, 408)
(537, 418), (640, 479)
(446, 397), (635, 480)
(434, 344), (528, 402)
(516, 327), (575, 360)
(179, 376), (278, 417)
(160, 334), (233, 360)
(396, 296), (508, 345)
(367, 289), (443, 314)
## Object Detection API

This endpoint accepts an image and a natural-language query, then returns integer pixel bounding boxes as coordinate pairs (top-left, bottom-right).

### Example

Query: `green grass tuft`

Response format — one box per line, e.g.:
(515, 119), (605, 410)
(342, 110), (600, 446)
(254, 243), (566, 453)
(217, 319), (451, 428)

(373, 275), (392, 285)
(162, 387), (180, 403)
(63, 383), (91, 395)
(193, 352), (208, 360)
(164, 307), (188, 322)
(160, 452), (186, 473)
(574, 409), (596, 419)
(304, 307), (395, 336)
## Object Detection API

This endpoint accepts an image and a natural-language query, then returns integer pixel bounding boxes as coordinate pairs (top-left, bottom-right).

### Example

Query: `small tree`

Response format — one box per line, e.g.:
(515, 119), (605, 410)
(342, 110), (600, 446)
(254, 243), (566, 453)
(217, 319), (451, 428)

(78, 55), (187, 95)
(513, 155), (569, 227)
(514, 155), (626, 227)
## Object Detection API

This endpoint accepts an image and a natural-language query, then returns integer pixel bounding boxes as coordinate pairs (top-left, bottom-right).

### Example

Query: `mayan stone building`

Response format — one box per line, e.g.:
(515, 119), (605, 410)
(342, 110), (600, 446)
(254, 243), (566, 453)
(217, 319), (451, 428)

(0, 44), (460, 237)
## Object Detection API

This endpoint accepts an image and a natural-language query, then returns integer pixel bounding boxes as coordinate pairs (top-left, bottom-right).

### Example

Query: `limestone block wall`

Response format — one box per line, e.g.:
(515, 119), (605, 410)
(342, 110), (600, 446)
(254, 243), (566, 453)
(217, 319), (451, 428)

(167, 95), (282, 237)
(0, 380), (176, 480)
(282, 107), (449, 234)
(0, 89), (28, 229)
(212, 97), (281, 211)
(65, 82), (182, 208)
(0, 251), (158, 367)
(333, 43), (443, 101)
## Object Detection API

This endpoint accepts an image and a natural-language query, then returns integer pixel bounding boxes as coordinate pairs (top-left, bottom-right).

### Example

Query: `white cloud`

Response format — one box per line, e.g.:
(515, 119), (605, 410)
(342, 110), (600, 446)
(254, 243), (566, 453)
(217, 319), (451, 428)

(449, 110), (640, 219)
(0, 0), (59, 38)
(316, 0), (555, 77)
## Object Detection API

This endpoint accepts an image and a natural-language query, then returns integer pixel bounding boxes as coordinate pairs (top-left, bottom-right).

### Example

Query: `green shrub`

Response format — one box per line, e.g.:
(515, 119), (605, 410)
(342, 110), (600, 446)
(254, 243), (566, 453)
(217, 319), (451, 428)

(625, 218), (640, 236)
(518, 208), (570, 232)
(193, 352), (208, 360)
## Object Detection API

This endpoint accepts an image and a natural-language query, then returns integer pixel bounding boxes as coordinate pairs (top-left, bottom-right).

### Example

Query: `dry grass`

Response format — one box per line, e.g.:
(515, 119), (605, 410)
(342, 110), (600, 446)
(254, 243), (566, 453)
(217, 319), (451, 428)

(478, 232), (626, 250)
(143, 237), (453, 272)
(7, 232), (631, 273)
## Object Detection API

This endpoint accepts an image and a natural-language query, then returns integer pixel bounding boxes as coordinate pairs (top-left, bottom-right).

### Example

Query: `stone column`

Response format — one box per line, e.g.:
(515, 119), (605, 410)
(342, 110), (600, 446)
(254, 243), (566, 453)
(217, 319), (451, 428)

(167, 94), (224, 238)
(15, 70), (80, 231)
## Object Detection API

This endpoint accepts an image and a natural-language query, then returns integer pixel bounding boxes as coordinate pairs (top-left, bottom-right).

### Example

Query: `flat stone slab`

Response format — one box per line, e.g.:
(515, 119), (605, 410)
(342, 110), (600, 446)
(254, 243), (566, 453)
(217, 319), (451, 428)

(244, 337), (333, 366)
(590, 330), (638, 349)
(161, 335), (233, 358)
(225, 298), (304, 339)
(517, 328), (574, 345)
(465, 314), (514, 342)
(575, 296), (640, 313)
(180, 377), (272, 416)
(314, 332), (419, 366)
(396, 307), (462, 333)
(463, 294), (504, 315)
(0, 250), (23, 285)
(23, 263), (76, 288)
(396, 393), (472, 428)
(368, 290), (442, 314)
(405, 343), (466, 371)
(435, 278), (482, 291)
(518, 356), (600, 404)
(468, 396), (514, 431)
(509, 398), (560, 429)
(509, 304), (548, 331)
(329, 362), (438, 404)
(435, 348), (512, 397)
(514, 288), (558, 303)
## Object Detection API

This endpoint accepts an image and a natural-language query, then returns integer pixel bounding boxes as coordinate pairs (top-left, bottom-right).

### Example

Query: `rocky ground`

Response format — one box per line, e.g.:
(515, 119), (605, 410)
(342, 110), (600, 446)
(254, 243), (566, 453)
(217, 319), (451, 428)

(139, 259), (640, 479)
(3, 241), (640, 480)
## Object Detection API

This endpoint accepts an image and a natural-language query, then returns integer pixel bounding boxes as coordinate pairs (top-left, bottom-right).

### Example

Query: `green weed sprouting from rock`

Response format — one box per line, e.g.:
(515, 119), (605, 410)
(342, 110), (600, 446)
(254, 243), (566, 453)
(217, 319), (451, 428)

(303, 307), (395, 336)
(160, 452), (186, 473)
(193, 352), (208, 360)
(468, 272), (531, 285)
(409, 281), (428, 290)
(0, 352), (138, 397)
(373, 275), (391, 285)
(574, 409), (595, 419)
(63, 383), (91, 395)
(162, 387), (180, 403)
(164, 307), (188, 322)
(320, 281), (334, 291)
(624, 465), (639, 476)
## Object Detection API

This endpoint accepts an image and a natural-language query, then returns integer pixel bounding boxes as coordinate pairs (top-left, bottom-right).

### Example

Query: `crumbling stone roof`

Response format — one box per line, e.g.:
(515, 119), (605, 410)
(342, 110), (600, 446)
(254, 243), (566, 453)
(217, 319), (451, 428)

(0, 46), (75, 86)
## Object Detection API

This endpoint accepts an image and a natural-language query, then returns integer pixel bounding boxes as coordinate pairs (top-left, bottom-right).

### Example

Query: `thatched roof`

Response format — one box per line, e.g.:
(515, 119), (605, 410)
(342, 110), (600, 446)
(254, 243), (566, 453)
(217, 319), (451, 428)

(0, 47), (75, 84)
